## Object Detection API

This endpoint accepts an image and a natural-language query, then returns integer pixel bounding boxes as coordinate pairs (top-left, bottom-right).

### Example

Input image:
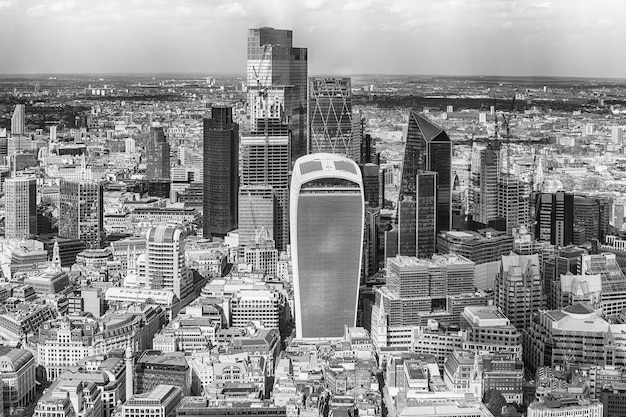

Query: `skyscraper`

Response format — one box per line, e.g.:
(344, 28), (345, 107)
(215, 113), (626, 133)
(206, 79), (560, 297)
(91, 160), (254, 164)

(59, 179), (103, 249)
(290, 154), (364, 338)
(11, 104), (25, 136)
(415, 171), (437, 258)
(202, 106), (239, 239)
(240, 134), (290, 251)
(5, 176), (37, 239)
(238, 185), (274, 247)
(145, 127), (170, 181)
(533, 191), (574, 246)
(145, 225), (193, 303)
(473, 143), (500, 225)
(397, 111), (451, 256)
(309, 77), (353, 155)
(247, 27), (308, 166)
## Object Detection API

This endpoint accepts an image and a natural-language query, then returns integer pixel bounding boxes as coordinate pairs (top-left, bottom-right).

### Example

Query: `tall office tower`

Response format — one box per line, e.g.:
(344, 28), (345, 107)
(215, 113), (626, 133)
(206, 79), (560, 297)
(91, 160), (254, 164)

(497, 174), (530, 233)
(290, 154), (364, 338)
(360, 134), (376, 165)
(533, 191), (574, 246)
(11, 104), (25, 136)
(360, 163), (380, 206)
(415, 171), (437, 258)
(397, 111), (451, 256)
(241, 134), (290, 251)
(309, 77), (353, 155)
(247, 27), (308, 166)
(431, 254), (475, 295)
(145, 225), (193, 303)
(363, 207), (381, 279)
(496, 253), (544, 331)
(202, 106), (239, 239)
(238, 185), (274, 247)
(145, 127), (170, 181)
(49, 125), (57, 143)
(474, 143), (500, 225)
(59, 179), (103, 249)
(5, 176), (37, 239)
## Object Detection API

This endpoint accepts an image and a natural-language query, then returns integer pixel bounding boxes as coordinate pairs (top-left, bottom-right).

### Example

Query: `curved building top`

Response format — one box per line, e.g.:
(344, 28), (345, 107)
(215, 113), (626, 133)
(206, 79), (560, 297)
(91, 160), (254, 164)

(292, 153), (363, 187)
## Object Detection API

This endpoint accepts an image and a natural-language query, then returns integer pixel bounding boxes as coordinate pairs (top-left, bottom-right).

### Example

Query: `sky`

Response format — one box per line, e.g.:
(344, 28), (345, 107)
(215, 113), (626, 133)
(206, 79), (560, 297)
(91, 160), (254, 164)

(0, 0), (624, 78)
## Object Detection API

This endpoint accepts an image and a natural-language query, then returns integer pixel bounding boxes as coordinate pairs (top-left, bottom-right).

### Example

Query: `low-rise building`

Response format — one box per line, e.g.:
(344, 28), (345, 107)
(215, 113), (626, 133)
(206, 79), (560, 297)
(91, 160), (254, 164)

(122, 384), (182, 417)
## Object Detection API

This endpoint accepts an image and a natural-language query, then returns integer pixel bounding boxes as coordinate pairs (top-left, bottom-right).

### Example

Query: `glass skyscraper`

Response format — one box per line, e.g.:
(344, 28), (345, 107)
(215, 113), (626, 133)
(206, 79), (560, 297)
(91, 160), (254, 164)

(247, 27), (308, 166)
(146, 126), (170, 181)
(290, 153), (364, 338)
(309, 77), (353, 155)
(203, 106), (239, 239)
(59, 179), (103, 249)
(398, 111), (451, 256)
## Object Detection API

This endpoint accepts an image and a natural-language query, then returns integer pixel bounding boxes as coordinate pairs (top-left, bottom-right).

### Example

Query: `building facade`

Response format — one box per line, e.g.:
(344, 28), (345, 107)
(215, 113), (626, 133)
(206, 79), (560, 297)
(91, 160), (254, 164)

(4, 176), (37, 239)
(290, 154), (364, 338)
(59, 179), (103, 249)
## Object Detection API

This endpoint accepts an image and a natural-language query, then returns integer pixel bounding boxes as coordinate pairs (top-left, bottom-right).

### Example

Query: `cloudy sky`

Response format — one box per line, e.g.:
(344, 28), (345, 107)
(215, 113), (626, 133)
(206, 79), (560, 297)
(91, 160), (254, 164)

(0, 0), (624, 77)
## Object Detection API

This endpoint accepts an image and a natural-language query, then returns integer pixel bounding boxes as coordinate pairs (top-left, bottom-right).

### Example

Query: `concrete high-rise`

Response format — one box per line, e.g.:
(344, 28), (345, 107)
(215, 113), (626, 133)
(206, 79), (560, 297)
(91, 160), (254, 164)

(397, 111), (451, 256)
(473, 143), (500, 225)
(59, 179), (103, 249)
(202, 106), (239, 239)
(145, 225), (193, 303)
(240, 134), (290, 251)
(238, 185), (274, 247)
(309, 77), (353, 155)
(11, 104), (25, 136)
(145, 127), (170, 181)
(290, 154), (364, 338)
(5, 176), (37, 239)
(247, 27), (308, 166)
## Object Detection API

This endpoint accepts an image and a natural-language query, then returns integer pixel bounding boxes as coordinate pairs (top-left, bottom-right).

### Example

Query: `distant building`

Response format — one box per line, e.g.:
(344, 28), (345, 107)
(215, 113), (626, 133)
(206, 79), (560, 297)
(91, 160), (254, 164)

(532, 191), (574, 246)
(146, 127), (170, 181)
(4, 176), (37, 239)
(59, 179), (104, 249)
(11, 104), (25, 136)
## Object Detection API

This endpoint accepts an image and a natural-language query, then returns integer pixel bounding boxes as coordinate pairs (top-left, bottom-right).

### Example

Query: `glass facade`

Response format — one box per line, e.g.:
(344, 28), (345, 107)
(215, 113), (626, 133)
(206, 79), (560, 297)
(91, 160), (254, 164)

(146, 127), (170, 181)
(398, 111), (451, 256)
(247, 28), (308, 166)
(309, 77), (353, 155)
(416, 171), (437, 258)
(291, 155), (364, 338)
(59, 180), (103, 249)
(203, 106), (239, 238)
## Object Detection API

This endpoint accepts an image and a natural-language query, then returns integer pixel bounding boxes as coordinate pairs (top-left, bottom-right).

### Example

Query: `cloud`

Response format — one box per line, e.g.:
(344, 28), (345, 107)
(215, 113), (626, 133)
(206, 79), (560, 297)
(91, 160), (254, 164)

(216, 2), (249, 17)
(25, 4), (45, 16)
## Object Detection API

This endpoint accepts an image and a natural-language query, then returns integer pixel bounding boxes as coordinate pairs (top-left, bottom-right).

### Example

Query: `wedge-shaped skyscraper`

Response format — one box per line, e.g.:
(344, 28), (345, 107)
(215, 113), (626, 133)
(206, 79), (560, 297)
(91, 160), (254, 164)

(397, 111), (451, 256)
(290, 154), (364, 338)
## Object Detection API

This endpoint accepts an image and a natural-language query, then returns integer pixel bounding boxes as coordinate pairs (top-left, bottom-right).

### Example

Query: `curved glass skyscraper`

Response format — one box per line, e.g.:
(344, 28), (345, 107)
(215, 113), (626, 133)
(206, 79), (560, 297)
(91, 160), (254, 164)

(290, 154), (364, 338)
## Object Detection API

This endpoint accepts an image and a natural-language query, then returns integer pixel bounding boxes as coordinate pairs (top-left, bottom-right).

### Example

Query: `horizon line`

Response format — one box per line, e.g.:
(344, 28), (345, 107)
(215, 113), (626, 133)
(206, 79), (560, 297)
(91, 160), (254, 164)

(0, 71), (625, 82)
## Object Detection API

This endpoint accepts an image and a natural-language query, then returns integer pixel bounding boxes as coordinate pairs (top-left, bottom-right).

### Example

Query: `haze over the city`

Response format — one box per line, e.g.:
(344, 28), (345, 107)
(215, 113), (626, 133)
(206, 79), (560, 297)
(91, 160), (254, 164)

(0, 0), (624, 78)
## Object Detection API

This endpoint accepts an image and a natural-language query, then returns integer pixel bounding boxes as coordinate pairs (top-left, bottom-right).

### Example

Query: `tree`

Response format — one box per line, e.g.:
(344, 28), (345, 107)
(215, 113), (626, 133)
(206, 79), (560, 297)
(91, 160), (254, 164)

(482, 389), (507, 417)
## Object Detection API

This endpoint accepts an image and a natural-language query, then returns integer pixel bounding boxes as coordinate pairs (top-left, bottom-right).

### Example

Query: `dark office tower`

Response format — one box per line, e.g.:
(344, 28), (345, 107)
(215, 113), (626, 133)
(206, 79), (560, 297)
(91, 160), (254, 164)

(360, 133), (376, 165)
(473, 143), (500, 225)
(203, 106), (239, 239)
(146, 127), (170, 181)
(363, 207), (381, 279)
(309, 77), (353, 155)
(247, 27), (308, 166)
(544, 246), (585, 310)
(291, 154), (364, 338)
(573, 196), (611, 245)
(533, 191), (574, 247)
(360, 163), (380, 206)
(59, 179), (103, 249)
(416, 171), (437, 258)
(397, 111), (451, 256)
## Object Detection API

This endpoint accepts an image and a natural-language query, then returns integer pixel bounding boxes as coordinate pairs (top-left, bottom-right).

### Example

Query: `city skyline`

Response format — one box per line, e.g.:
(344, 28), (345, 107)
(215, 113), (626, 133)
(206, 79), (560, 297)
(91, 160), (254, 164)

(0, 0), (625, 78)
